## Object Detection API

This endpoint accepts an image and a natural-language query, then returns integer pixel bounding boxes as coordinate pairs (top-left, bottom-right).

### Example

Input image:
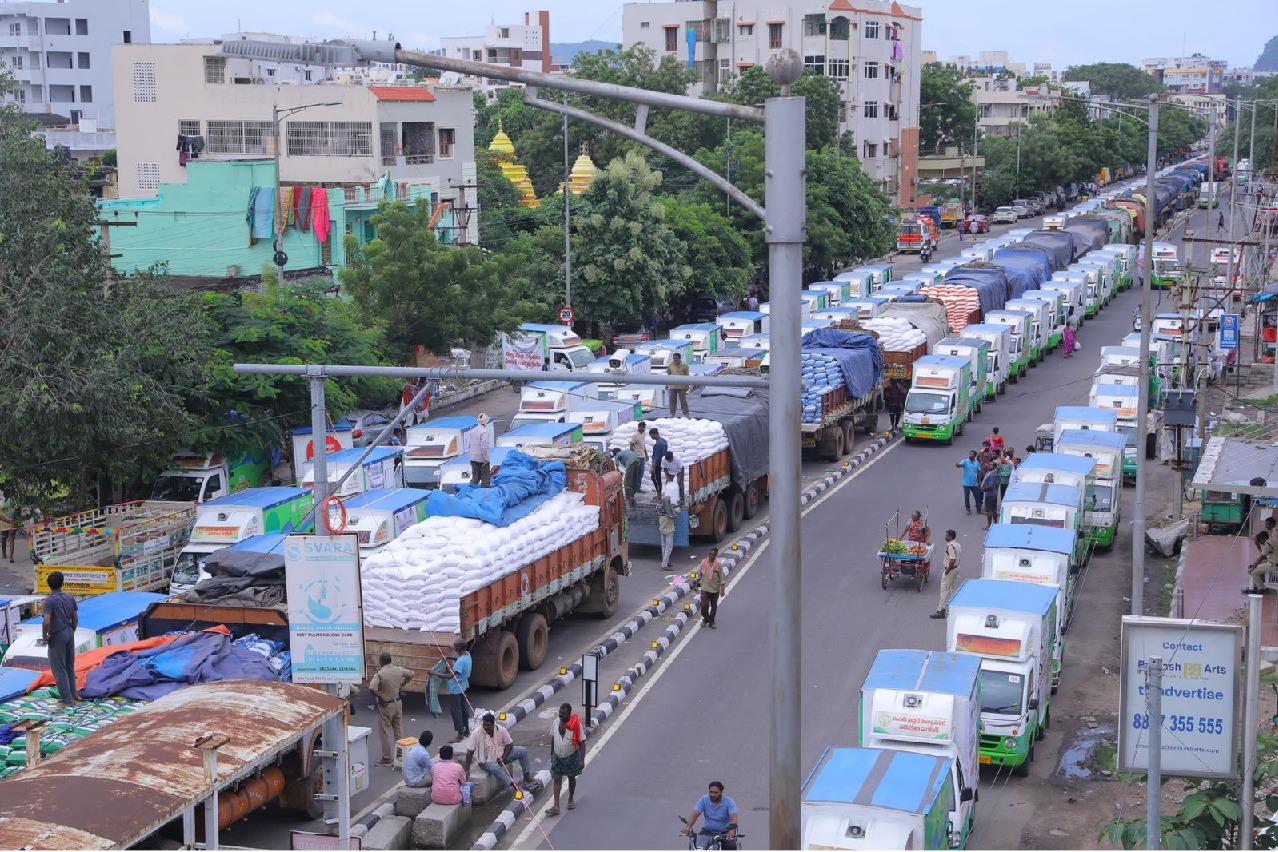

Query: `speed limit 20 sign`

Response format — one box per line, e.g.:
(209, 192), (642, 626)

(558, 306), (574, 324)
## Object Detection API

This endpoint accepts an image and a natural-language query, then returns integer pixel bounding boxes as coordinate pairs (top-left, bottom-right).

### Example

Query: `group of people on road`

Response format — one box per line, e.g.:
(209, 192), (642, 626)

(954, 427), (1020, 530)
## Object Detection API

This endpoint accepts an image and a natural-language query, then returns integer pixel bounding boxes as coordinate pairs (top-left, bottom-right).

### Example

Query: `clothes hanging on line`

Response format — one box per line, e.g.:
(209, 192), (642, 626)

(175, 134), (205, 166)
(249, 185), (275, 241)
(310, 188), (330, 244)
(293, 187), (308, 232)
(276, 186), (294, 235)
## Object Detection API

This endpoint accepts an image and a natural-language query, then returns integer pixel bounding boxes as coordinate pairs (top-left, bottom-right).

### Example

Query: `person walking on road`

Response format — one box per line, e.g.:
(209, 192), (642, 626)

(42, 571), (79, 706)
(469, 413), (492, 487)
(985, 427), (1005, 455)
(667, 352), (691, 417)
(884, 379), (907, 433)
(368, 652), (414, 764)
(979, 462), (1000, 530)
(1219, 211), (1226, 231)
(957, 450), (983, 514)
(546, 702), (586, 816)
(696, 547), (726, 629)
(1062, 323), (1076, 358)
(930, 530), (962, 619)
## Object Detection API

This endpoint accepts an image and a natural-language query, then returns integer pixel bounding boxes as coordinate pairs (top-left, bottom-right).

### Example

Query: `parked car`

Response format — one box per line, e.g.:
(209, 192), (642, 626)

(610, 320), (651, 348)
(348, 409), (404, 448)
(991, 206), (1019, 224)
(961, 213), (991, 234)
(1011, 203), (1031, 219)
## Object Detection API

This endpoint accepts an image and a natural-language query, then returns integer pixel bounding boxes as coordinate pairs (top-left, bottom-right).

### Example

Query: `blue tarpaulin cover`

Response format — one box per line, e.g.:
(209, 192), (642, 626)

(800, 329), (884, 399)
(994, 246), (1052, 293)
(82, 631), (280, 702)
(941, 267), (1010, 315)
(424, 451), (566, 526)
(1063, 218), (1109, 254)
(1023, 231), (1078, 268)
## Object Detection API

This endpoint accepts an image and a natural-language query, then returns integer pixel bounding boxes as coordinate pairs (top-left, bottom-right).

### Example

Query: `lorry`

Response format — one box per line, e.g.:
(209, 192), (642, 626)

(1020, 290), (1067, 349)
(299, 446), (404, 498)
(511, 380), (596, 429)
(800, 329), (884, 461)
(932, 337), (990, 414)
(808, 281), (852, 307)
(833, 270), (875, 299)
(1003, 298), (1053, 358)
(288, 421), (355, 472)
(169, 486), (314, 595)
(898, 217), (939, 253)
(402, 416), (488, 489)
(901, 355), (972, 444)
(3, 590), (166, 670)
(940, 201), (965, 229)
(947, 578), (1059, 777)
(1198, 181), (1221, 208)
(669, 322), (725, 361)
(633, 339), (695, 374)
(575, 398), (642, 453)
(981, 524), (1078, 689)
(983, 310), (1034, 376)
(859, 649), (982, 847)
(802, 747), (957, 850)
(515, 323), (596, 371)
(1055, 429), (1127, 547)
(1011, 455), (1097, 559)
(151, 448), (273, 503)
(960, 324), (1012, 396)
(30, 501), (196, 595)
(1038, 279), (1084, 328)
(341, 487), (432, 553)
(998, 480), (1088, 568)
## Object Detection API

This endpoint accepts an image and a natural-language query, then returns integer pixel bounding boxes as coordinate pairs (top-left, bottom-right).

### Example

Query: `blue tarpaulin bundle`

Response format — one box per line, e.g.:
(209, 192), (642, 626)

(1023, 231), (1078, 268)
(424, 450), (566, 526)
(82, 631), (280, 702)
(800, 328), (884, 399)
(993, 247), (1051, 298)
(942, 266), (1010, 315)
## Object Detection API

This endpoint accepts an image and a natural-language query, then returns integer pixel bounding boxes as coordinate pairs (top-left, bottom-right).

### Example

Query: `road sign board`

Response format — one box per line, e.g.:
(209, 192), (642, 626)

(559, 306), (574, 324)
(1221, 314), (1239, 351)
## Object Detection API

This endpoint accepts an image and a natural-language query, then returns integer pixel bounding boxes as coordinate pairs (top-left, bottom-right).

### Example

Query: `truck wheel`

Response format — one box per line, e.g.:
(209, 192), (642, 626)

(1013, 742), (1034, 777)
(590, 565), (620, 618)
(956, 418), (965, 437)
(472, 632), (519, 690)
(709, 498), (728, 542)
(825, 428), (844, 462)
(742, 482), (761, 520)
(841, 422), (856, 454)
(515, 612), (549, 671)
(726, 490), (745, 532)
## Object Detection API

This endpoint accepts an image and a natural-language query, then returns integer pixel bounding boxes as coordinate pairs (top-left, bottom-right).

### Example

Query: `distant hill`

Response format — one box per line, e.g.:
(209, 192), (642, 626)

(551, 40), (620, 66)
(1256, 35), (1278, 72)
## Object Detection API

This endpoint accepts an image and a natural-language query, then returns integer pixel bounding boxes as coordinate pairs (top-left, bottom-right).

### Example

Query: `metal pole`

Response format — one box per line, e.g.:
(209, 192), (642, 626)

(308, 366), (330, 522)
(1134, 97), (1158, 617)
(1242, 592), (1262, 850)
(1249, 101), (1257, 179)
(234, 362), (769, 388)
(1146, 655), (1163, 851)
(273, 104), (284, 288)
(1015, 122), (1021, 197)
(1230, 98), (1243, 249)
(763, 53), (805, 850)
(563, 96), (571, 309)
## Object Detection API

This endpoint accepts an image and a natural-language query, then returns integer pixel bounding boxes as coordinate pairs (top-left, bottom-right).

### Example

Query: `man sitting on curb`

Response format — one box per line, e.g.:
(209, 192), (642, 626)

(463, 713), (543, 793)
(403, 730), (434, 788)
(430, 745), (467, 805)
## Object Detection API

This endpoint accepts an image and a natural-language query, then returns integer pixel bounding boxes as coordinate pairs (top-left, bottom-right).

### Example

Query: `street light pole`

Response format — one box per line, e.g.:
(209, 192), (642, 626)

(271, 101), (340, 288)
(1134, 95), (1159, 617)
(563, 96), (572, 309)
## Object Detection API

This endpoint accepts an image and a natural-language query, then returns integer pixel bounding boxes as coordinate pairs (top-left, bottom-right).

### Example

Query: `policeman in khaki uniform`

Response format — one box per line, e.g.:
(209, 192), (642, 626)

(930, 530), (962, 619)
(369, 652), (414, 764)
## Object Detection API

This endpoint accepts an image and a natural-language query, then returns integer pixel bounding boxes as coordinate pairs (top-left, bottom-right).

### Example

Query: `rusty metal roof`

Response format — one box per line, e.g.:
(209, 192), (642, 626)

(1191, 436), (1278, 497)
(0, 681), (346, 849)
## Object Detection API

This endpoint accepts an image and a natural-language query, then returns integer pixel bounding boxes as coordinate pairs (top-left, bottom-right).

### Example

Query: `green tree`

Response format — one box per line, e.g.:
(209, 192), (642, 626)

(571, 151), (687, 324)
(0, 94), (210, 507)
(716, 67), (844, 150)
(919, 64), (977, 153)
(340, 201), (532, 359)
(662, 199), (753, 302)
(1061, 63), (1161, 100)
(1017, 74), (1052, 91)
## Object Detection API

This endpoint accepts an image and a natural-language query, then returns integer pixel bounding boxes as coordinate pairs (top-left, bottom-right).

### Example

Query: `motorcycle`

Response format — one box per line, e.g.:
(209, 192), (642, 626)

(679, 816), (743, 850)
(919, 246), (933, 263)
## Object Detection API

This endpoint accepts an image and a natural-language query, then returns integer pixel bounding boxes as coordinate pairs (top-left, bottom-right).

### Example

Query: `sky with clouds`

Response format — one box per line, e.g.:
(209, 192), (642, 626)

(147, 0), (1276, 71)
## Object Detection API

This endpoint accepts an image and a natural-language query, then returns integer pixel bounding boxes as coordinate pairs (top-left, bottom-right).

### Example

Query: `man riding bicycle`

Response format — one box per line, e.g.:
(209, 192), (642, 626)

(681, 781), (739, 849)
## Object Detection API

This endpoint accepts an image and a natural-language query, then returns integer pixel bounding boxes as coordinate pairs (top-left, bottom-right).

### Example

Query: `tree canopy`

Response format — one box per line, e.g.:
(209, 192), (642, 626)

(919, 64), (977, 153)
(1061, 63), (1161, 101)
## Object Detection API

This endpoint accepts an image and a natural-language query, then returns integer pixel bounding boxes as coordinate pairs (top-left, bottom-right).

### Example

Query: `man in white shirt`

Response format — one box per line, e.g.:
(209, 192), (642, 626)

(470, 414), (492, 487)
(658, 473), (681, 571)
(662, 451), (686, 504)
(464, 713), (540, 791)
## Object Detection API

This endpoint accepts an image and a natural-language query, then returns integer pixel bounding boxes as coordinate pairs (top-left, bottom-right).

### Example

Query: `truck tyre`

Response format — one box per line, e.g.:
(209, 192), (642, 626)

(841, 421), (856, 454)
(742, 482), (761, 520)
(825, 428), (844, 462)
(1009, 369), (1019, 385)
(709, 497), (728, 542)
(588, 564), (620, 618)
(472, 631), (520, 690)
(515, 612), (550, 671)
(726, 490), (745, 532)
(1013, 742), (1034, 777)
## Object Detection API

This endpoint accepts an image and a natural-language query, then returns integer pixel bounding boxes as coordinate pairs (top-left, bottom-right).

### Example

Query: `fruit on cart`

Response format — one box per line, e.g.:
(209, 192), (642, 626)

(882, 538), (908, 554)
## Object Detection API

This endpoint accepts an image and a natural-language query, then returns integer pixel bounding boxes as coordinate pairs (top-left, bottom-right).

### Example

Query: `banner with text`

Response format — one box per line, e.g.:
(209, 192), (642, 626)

(502, 332), (546, 372)
(285, 534), (365, 684)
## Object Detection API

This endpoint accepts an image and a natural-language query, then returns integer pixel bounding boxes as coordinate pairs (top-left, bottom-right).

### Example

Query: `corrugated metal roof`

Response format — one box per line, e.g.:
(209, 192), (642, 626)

(1191, 436), (1278, 497)
(369, 86), (436, 102)
(0, 681), (345, 849)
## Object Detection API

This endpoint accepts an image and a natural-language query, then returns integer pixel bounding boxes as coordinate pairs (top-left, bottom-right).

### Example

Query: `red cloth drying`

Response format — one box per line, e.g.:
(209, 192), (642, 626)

(311, 188), (330, 244)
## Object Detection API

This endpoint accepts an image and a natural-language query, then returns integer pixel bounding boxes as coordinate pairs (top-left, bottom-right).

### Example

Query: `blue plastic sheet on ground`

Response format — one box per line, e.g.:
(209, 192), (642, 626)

(81, 631), (280, 702)
(800, 329), (884, 399)
(424, 450), (566, 527)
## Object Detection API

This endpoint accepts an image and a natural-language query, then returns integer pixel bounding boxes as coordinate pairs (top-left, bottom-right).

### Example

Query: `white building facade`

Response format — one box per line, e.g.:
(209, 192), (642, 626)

(111, 42), (477, 240)
(438, 10), (552, 73)
(0, 0), (150, 127)
(621, 0), (922, 206)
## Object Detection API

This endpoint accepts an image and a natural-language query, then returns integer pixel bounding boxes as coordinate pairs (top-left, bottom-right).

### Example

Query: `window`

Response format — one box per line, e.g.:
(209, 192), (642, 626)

(803, 15), (826, 36)
(664, 26), (678, 52)
(46, 52), (72, 69)
(304, 70), (312, 81)
(75, 18), (88, 35)
(7, 23), (19, 37)
(266, 68), (275, 77)
(499, 28), (509, 38)
(44, 18), (70, 36)
(828, 58), (849, 79)
(864, 61), (880, 79)
(79, 85), (92, 102)
(206, 120), (274, 154)
(122, 30), (131, 43)
(14, 88), (24, 104)
(48, 84), (74, 103)
(286, 121), (373, 157)
(738, 23), (754, 36)
(132, 61), (156, 102)
(864, 20), (880, 39)
(640, 21), (650, 29)
(829, 18), (850, 39)
(137, 162), (160, 192)
(718, 57), (732, 86)
(179, 119), (200, 136)
(768, 23), (783, 49)
(804, 54), (824, 75)
(863, 102), (879, 119)
(9, 56), (22, 71)
(438, 128), (456, 158)
(864, 142), (878, 158)
(204, 56), (226, 84)
(77, 51), (90, 69)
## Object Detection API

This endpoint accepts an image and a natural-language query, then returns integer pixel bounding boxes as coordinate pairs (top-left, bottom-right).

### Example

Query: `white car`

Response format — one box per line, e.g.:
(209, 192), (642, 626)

(991, 206), (1019, 225)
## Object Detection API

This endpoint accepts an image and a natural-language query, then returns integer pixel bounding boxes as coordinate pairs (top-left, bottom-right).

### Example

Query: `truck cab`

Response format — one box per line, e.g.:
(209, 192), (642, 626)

(512, 380), (596, 429)
(983, 310), (1033, 377)
(933, 337), (989, 416)
(517, 323), (596, 371)
(576, 399), (642, 453)
(902, 355), (971, 444)
(151, 449), (272, 504)
(402, 416), (487, 489)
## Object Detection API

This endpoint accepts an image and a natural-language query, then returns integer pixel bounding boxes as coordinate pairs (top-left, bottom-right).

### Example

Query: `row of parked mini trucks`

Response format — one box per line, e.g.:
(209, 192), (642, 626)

(798, 159), (1217, 849)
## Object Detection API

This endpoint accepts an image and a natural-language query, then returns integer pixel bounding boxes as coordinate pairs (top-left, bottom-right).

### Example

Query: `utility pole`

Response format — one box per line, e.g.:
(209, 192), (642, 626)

(1134, 96), (1159, 617)
(562, 95), (572, 309)
(270, 101), (340, 291)
(1242, 593), (1263, 850)
(1145, 656), (1164, 851)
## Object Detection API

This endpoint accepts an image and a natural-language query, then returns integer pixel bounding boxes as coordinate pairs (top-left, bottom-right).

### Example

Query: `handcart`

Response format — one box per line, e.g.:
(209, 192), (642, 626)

(878, 509), (933, 591)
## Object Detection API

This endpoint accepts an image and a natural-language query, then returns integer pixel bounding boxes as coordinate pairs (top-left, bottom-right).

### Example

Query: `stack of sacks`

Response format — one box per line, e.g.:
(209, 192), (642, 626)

(921, 285), (981, 332)
(361, 491), (600, 631)
(800, 351), (847, 424)
(861, 317), (928, 352)
(608, 417), (729, 494)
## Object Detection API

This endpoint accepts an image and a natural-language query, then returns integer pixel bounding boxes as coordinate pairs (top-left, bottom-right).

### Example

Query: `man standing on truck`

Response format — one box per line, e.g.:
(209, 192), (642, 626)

(696, 547), (726, 629)
(42, 571), (78, 706)
(667, 352), (691, 417)
(369, 652), (414, 765)
(628, 420), (648, 503)
(649, 428), (668, 493)
(470, 414), (492, 488)
(930, 530), (962, 619)
(610, 447), (640, 506)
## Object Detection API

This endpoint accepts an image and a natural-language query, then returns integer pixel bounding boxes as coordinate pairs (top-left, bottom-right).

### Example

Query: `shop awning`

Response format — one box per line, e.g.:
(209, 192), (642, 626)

(1190, 436), (1278, 496)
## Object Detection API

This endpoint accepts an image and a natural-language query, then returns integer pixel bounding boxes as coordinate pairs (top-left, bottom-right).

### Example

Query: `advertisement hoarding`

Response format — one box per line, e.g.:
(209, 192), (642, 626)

(285, 534), (365, 684)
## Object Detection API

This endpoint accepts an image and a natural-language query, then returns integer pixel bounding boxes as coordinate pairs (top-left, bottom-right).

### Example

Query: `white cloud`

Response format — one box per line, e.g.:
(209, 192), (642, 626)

(150, 10), (190, 36)
(311, 11), (365, 36)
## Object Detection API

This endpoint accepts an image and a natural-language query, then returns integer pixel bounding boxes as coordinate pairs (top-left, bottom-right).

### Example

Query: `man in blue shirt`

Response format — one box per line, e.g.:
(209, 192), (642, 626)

(42, 571), (79, 706)
(955, 450), (983, 514)
(404, 730), (435, 788)
(649, 428), (668, 493)
(681, 781), (739, 849)
(446, 639), (473, 740)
